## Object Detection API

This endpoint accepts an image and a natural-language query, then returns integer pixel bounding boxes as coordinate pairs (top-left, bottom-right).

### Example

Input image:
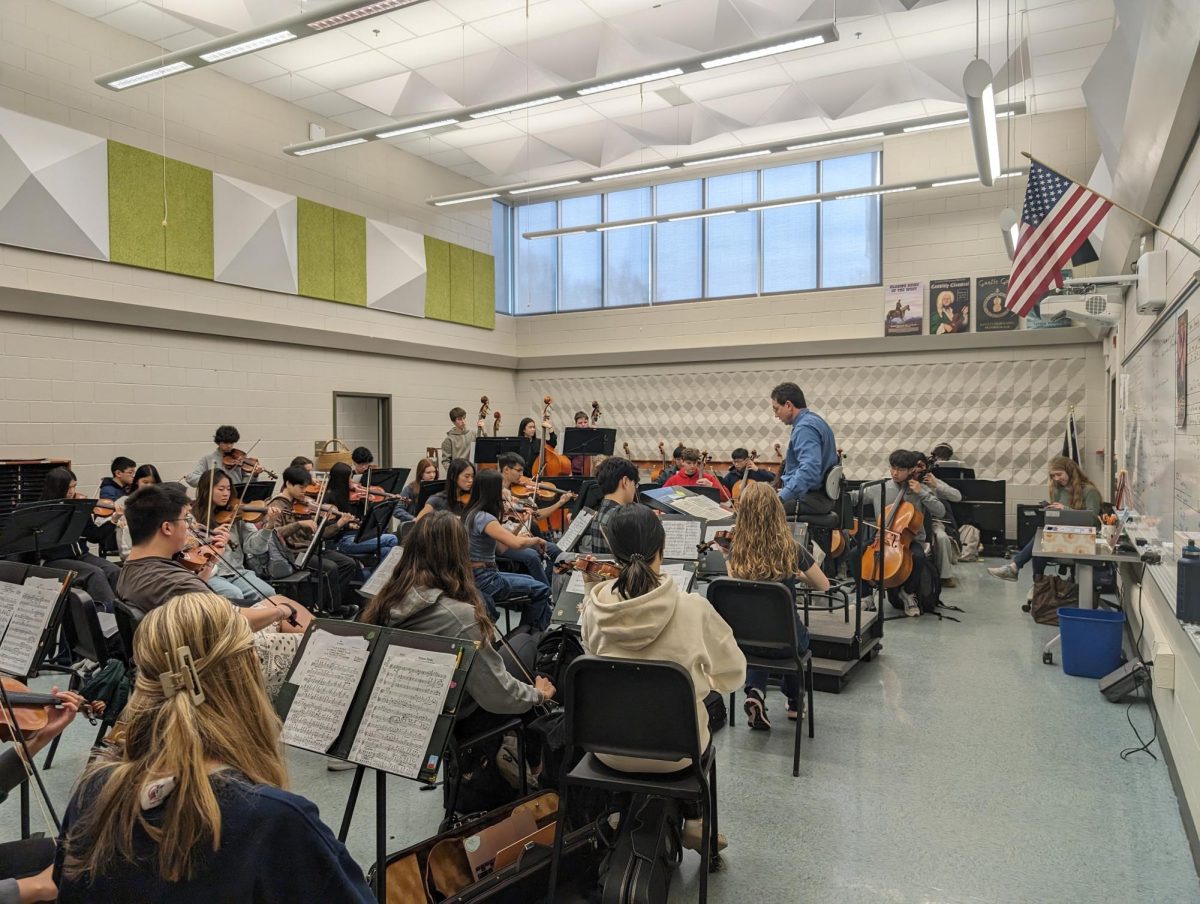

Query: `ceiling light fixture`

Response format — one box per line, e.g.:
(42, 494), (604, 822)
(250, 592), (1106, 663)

(748, 198), (820, 212)
(964, 59), (1002, 185)
(786, 131), (885, 151)
(578, 68), (685, 96)
(292, 137), (368, 155)
(98, 0), (431, 91)
(509, 181), (583, 195)
(668, 210), (736, 222)
(701, 34), (829, 69)
(931, 176), (979, 187)
(432, 193), (501, 207)
(376, 118), (460, 138)
(902, 117), (970, 133)
(681, 149), (772, 167)
(591, 166), (671, 182)
(597, 221), (651, 232)
(835, 185), (917, 200)
(470, 96), (564, 119)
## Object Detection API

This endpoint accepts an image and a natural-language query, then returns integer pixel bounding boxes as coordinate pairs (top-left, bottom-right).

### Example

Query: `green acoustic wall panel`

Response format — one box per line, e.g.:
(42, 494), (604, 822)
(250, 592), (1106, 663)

(108, 142), (212, 279)
(298, 198), (336, 302)
(449, 242), (475, 324)
(333, 208), (366, 307)
(472, 249), (496, 329)
(424, 236), (451, 321)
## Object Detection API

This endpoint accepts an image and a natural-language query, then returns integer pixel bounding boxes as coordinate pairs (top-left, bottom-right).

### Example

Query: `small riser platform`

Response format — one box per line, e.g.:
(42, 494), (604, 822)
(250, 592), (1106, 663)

(803, 606), (880, 662)
(811, 637), (881, 693)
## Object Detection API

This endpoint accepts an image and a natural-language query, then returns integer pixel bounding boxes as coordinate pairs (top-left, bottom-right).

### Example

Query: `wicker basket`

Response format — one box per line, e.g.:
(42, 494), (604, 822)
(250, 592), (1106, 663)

(314, 439), (353, 471)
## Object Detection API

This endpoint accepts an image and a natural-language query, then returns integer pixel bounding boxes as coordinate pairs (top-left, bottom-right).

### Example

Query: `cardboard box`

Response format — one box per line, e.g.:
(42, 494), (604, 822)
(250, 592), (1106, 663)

(1042, 525), (1096, 556)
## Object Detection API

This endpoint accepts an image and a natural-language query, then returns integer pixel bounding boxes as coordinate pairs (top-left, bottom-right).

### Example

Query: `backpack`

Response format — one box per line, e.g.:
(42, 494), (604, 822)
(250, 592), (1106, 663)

(956, 524), (982, 561)
(1030, 576), (1079, 625)
(243, 527), (296, 580)
(535, 627), (586, 689)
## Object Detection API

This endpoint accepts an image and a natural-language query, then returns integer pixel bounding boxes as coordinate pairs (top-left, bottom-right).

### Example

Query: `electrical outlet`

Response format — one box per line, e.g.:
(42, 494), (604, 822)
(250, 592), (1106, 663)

(1153, 642), (1175, 690)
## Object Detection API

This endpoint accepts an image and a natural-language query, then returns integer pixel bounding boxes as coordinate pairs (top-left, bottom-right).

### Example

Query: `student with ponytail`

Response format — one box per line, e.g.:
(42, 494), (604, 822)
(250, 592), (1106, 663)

(580, 504), (746, 853)
(55, 592), (373, 903)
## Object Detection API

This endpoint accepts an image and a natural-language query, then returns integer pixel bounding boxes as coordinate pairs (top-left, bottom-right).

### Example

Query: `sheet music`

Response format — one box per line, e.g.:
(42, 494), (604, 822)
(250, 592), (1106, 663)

(0, 583), (22, 643)
(0, 577), (63, 677)
(349, 644), (458, 779)
(281, 630), (371, 755)
(556, 509), (594, 552)
(359, 546), (405, 598)
(661, 519), (703, 559)
(661, 562), (694, 593)
(669, 494), (734, 522)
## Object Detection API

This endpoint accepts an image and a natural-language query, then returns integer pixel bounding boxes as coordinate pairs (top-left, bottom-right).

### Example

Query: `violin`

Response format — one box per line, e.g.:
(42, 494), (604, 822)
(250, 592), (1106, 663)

(555, 556), (621, 581)
(696, 529), (734, 555)
(178, 535), (218, 574)
(214, 503), (269, 525)
(222, 448), (278, 480)
(349, 484), (402, 504)
(0, 677), (99, 741)
(859, 486), (924, 589)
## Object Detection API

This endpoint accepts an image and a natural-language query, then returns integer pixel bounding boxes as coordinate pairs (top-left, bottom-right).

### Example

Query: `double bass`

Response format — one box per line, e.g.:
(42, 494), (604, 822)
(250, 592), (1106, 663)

(859, 485), (924, 589)
(531, 396), (571, 478)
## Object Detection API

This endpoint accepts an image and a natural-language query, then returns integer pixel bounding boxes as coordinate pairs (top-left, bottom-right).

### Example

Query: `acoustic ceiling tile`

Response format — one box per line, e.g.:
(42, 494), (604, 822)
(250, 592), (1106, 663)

(468, 0), (600, 48)
(379, 25), (498, 70)
(258, 30), (369, 70)
(519, 23), (607, 84)
(294, 92), (366, 119)
(254, 73), (328, 102)
(210, 55), (288, 84)
(389, 2), (464, 36)
(340, 71), (459, 117)
(299, 51), (407, 92)
(97, 2), (193, 42)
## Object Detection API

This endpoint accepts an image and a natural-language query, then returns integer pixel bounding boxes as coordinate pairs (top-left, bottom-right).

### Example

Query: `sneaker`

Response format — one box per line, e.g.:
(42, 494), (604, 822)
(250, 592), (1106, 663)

(327, 758), (357, 772)
(941, 577), (958, 588)
(681, 819), (728, 853)
(988, 563), (1018, 582)
(786, 697), (807, 721)
(899, 589), (920, 617)
(743, 688), (771, 731)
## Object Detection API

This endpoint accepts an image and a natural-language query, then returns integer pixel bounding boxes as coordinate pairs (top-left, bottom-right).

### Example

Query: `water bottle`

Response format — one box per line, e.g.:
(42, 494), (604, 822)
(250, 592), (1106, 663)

(1177, 540), (1200, 624)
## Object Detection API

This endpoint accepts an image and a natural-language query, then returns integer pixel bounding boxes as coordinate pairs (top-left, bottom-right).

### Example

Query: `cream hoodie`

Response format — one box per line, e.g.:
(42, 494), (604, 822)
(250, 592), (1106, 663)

(581, 575), (746, 773)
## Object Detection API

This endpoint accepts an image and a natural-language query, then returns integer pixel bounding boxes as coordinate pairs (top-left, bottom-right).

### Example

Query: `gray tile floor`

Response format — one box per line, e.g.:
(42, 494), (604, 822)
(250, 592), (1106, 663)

(9, 561), (1200, 903)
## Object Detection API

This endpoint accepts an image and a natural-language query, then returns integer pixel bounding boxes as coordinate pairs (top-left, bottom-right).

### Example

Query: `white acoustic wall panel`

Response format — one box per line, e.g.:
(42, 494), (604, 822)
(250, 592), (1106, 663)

(366, 219), (426, 318)
(213, 173), (297, 294)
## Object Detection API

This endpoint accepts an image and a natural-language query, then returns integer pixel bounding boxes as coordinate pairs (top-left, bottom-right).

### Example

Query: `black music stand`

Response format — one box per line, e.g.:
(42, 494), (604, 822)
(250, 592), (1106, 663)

(0, 501), (91, 560)
(353, 501), (398, 561)
(474, 437), (524, 464)
(416, 481), (445, 512)
(361, 468), (408, 494)
(561, 428), (616, 457)
(236, 482), (276, 503)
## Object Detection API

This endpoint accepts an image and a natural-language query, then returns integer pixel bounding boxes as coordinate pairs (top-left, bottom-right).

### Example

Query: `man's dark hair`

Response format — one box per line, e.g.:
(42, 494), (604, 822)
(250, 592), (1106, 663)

(290, 456), (313, 469)
(596, 457), (638, 495)
(680, 447), (701, 463)
(449, 407), (466, 421)
(110, 456), (136, 474)
(671, 445), (685, 459)
(573, 411), (588, 423)
(282, 466), (311, 487)
(213, 425), (239, 444)
(931, 443), (954, 461)
(497, 452), (525, 472)
(351, 447), (374, 465)
(889, 449), (918, 469)
(126, 483), (190, 546)
(770, 382), (806, 410)
(731, 448), (749, 460)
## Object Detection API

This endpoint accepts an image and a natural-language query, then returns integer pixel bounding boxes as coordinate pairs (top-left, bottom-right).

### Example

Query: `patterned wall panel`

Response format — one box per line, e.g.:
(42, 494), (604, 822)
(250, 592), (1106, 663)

(529, 355), (1087, 486)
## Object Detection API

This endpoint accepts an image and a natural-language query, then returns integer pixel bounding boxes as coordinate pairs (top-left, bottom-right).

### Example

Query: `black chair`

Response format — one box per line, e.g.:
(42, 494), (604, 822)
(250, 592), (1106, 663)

(547, 656), (720, 904)
(113, 599), (143, 664)
(705, 577), (814, 778)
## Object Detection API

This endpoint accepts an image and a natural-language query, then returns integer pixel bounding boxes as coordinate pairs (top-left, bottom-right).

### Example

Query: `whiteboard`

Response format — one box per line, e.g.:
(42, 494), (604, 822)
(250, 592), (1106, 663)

(1122, 295), (1200, 609)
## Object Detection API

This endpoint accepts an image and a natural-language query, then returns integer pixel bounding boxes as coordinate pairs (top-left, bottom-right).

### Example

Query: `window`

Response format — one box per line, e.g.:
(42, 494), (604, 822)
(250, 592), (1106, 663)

(498, 150), (881, 313)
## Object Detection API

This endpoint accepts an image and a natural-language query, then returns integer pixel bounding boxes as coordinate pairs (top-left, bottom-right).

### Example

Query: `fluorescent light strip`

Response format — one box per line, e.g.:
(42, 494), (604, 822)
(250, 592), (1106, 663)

(681, 149), (771, 167)
(786, 131), (884, 151)
(668, 210), (736, 222)
(902, 117), (969, 133)
(376, 118), (459, 138)
(701, 35), (826, 69)
(293, 137), (367, 156)
(470, 96), (563, 119)
(199, 30), (296, 62)
(509, 180), (582, 195)
(108, 61), (193, 89)
(597, 221), (651, 231)
(834, 185), (917, 200)
(578, 68), (684, 96)
(307, 0), (415, 30)
(591, 166), (671, 183)
(931, 176), (979, 187)
(433, 193), (501, 207)
(748, 198), (819, 212)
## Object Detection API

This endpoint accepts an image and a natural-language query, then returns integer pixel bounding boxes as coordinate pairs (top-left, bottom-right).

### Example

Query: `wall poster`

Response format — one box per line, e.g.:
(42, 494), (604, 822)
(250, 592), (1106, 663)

(884, 281), (923, 336)
(975, 275), (1018, 332)
(929, 277), (970, 334)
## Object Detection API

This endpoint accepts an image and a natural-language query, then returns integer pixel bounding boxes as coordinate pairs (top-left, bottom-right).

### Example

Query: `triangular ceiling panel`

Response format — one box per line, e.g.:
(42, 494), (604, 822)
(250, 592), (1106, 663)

(461, 136), (573, 175)
(613, 0), (756, 55)
(728, 0), (803, 34)
(613, 106), (696, 147)
(0, 137), (27, 211)
(419, 49), (560, 107)
(539, 120), (644, 168)
(698, 84), (791, 127)
(522, 23), (606, 84)
(340, 71), (459, 117)
(690, 104), (746, 143)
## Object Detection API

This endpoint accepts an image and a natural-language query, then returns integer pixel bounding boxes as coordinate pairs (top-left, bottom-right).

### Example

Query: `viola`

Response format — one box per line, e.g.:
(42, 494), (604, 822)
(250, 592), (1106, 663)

(350, 484), (402, 504)
(223, 449), (278, 480)
(0, 678), (99, 742)
(696, 529), (734, 555)
(214, 503), (269, 525)
(859, 487), (924, 589)
(556, 556), (621, 581)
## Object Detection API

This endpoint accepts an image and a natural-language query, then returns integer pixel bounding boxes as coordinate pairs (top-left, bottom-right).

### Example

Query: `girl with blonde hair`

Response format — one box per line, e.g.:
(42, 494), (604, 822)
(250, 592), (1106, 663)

(725, 481), (829, 730)
(56, 592), (372, 903)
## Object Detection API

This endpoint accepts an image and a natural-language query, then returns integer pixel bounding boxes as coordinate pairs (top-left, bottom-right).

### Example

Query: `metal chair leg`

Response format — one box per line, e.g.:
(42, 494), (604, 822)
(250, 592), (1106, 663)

(698, 787), (710, 904)
(808, 661), (815, 739)
(42, 734), (62, 770)
(546, 781), (569, 904)
(727, 692), (735, 728)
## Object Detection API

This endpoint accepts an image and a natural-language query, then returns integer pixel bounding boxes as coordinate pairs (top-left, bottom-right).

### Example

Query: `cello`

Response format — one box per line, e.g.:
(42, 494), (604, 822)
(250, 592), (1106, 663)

(730, 449), (758, 505)
(859, 485), (923, 589)
(651, 441), (667, 483)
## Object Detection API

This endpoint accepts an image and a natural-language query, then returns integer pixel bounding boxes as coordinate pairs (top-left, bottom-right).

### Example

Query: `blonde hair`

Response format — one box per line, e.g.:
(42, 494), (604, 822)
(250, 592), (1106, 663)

(62, 592), (287, 884)
(727, 481), (797, 582)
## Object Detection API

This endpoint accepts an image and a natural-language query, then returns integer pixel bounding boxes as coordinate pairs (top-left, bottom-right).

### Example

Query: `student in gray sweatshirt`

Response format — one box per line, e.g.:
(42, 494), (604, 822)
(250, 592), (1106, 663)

(359, 511), (553, 719)
(440, 407), (473, 469)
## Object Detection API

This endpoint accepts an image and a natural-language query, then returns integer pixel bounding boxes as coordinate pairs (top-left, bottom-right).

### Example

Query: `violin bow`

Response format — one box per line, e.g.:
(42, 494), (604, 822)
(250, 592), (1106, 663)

(0, 679), (62, 834)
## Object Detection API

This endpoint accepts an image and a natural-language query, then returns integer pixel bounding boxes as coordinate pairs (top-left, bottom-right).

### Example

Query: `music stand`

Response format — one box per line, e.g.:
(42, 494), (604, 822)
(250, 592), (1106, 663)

(354, 501), (398, 551)
(561, 428), (616, 457)
(361, 468), (408, 494)
(237, 482), (276, 503)
(0, 501), (91, 560)
(474, 438), (524, 464)
(416, 480), (445, 512)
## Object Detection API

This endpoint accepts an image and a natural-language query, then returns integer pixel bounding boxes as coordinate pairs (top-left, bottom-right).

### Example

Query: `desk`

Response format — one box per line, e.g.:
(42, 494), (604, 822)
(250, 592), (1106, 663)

(1033, 534), (1141, 664)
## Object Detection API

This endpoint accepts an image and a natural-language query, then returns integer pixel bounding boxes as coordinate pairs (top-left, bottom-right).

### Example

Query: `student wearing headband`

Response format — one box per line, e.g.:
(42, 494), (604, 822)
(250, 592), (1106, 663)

(55, 592), (373, 903)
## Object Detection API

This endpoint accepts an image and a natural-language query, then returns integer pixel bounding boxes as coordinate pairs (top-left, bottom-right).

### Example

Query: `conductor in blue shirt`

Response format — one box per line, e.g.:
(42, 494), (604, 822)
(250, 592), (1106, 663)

(771, 382), (839, 515)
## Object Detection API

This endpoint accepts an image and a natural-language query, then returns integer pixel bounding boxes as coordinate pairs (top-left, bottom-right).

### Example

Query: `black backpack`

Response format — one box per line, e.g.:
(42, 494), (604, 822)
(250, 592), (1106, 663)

(535, 627), (586, 688)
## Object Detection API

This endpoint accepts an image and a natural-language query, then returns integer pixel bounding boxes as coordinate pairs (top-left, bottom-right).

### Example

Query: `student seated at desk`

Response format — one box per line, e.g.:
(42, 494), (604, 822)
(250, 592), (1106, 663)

(724, 482), (829, 729)
(55, 592), (373, 904)
(580, 503), (745, 853)
(989, 456), (1102, 589)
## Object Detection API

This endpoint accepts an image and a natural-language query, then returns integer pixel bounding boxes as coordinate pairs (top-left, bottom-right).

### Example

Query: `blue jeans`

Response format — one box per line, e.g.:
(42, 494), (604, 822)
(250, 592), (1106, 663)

(744, 612), (810, 708)
(208, 575), (247, 603)
(217, 569), (276, 603)
(1012, 537), (1048, 577)
(498, 542), (561, 587)
(474, 566), (552, 631)
(337, 533), (399, 558)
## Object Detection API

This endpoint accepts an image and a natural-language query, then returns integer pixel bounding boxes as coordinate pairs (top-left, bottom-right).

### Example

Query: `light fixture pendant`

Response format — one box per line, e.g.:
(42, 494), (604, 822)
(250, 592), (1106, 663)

(964, 58), (1002, 186)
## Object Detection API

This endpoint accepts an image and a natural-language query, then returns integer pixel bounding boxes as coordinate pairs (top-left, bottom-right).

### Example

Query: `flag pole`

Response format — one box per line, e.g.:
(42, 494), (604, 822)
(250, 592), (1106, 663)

(1021, 151), (1200, 261)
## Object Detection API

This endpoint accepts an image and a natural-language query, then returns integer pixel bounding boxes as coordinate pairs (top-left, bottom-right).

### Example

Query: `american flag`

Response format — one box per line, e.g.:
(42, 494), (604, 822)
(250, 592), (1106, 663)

(1006, 162), (1112, 317)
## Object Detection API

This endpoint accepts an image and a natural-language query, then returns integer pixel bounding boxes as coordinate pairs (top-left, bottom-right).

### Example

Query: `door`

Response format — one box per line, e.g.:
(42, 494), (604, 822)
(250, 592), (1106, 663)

(333, 393), (391, 467)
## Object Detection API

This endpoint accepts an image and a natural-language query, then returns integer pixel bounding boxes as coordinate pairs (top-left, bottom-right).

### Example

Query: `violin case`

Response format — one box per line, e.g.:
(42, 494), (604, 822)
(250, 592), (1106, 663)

(368, 791), (598, 903)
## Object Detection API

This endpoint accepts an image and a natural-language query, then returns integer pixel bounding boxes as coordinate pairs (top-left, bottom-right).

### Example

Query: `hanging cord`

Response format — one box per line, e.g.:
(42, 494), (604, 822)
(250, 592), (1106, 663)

(159, 0), (169, 228)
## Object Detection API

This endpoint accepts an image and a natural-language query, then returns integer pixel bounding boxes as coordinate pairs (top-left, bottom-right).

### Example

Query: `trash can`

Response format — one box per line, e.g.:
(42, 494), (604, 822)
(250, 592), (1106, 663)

(1058, 608), (1125, 678)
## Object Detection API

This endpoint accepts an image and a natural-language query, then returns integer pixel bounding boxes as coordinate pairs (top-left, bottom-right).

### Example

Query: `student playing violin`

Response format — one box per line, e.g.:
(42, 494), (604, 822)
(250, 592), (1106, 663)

(496, 452), (573, 586)
(187, 426), (259, 487)
(34, 467), (121, 612)
(663, 448), (731, 501)
(351, 447), (374, 477)
(98, 457), (136, 502)
(399, 458), (437, 518)
(323, 462), (399, 567)
(192, 469), (280, 604)
(417, 459), (475, 520)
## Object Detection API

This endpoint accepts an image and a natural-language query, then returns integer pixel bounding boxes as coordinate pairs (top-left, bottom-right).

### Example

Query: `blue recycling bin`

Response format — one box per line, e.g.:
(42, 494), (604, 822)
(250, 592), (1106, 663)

(1058, 608), (1125, 678)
